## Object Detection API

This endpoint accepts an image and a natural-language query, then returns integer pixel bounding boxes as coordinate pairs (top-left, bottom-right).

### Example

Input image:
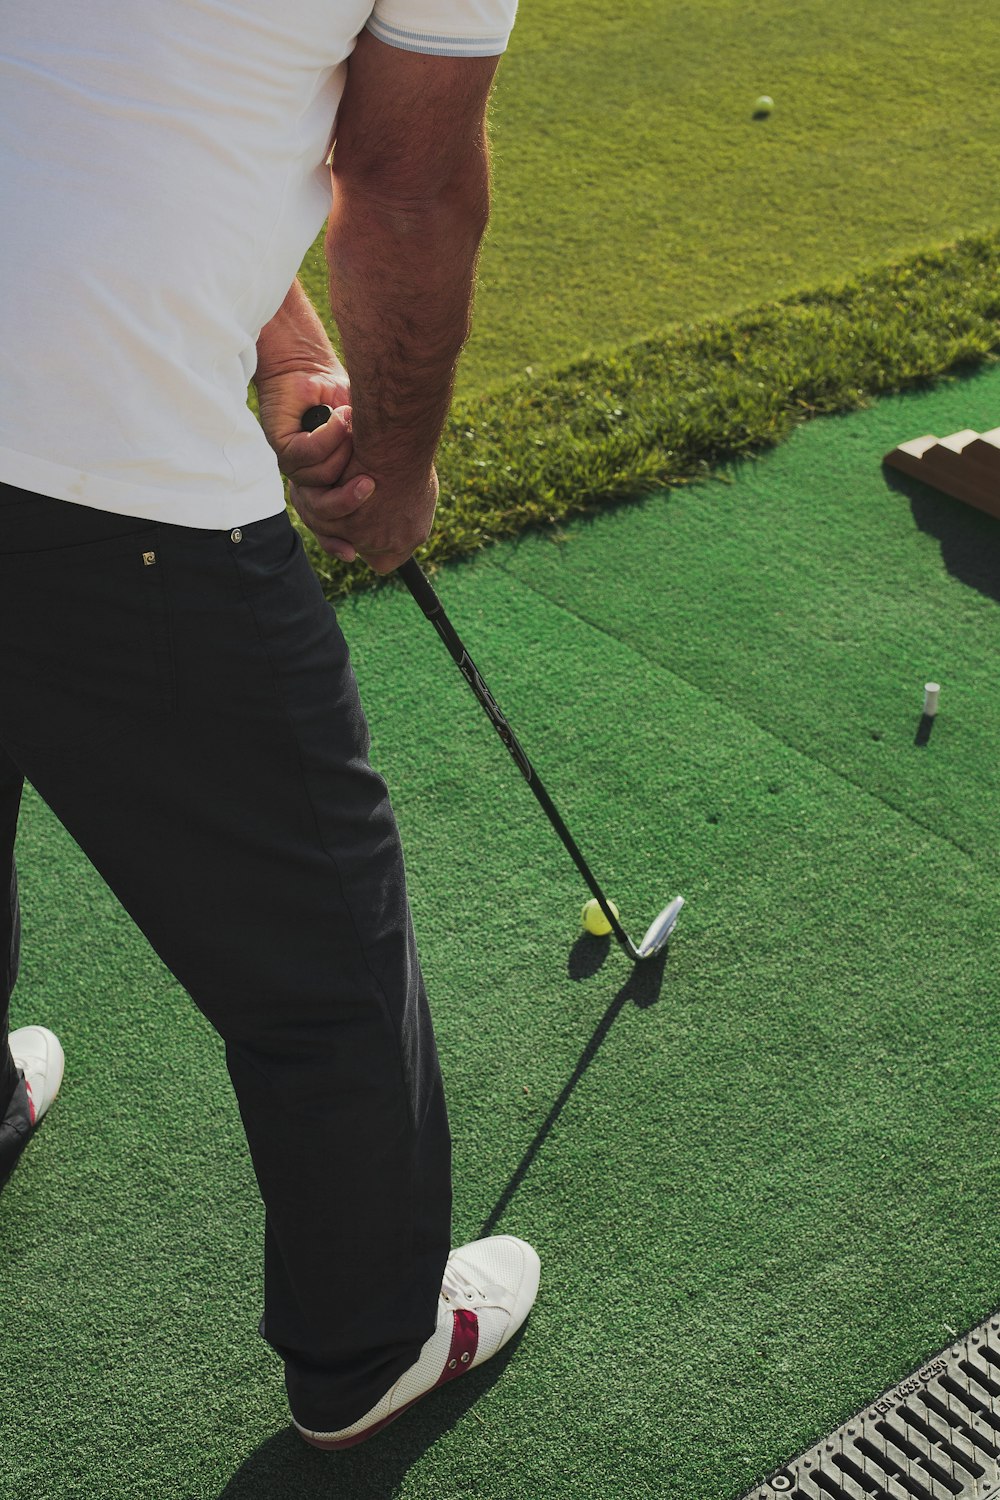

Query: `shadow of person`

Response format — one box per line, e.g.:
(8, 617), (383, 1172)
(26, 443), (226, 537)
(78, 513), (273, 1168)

(216, 1323), (528, 1500)
(882, 463), (1000, 604)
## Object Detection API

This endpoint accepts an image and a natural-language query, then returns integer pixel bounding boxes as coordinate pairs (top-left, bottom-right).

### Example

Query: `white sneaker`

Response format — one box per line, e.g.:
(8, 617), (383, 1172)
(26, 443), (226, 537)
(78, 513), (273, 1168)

(292, 1234), (541, 1450)
(8, 1026), (65, 1126)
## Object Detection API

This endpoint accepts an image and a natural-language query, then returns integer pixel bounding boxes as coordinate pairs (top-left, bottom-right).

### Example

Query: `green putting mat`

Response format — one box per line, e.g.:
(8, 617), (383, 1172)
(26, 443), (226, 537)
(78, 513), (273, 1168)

(3, 364), (999, 1499)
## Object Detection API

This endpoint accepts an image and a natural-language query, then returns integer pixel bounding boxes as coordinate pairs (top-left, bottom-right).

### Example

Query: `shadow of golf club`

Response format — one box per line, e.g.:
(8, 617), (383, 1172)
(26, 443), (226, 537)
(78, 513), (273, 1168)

(479, 940), (671, 1238)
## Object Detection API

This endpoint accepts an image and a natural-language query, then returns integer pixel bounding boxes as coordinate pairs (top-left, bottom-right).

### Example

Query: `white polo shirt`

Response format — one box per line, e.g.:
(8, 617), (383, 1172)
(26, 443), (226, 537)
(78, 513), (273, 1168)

(0, 0), (516, 529)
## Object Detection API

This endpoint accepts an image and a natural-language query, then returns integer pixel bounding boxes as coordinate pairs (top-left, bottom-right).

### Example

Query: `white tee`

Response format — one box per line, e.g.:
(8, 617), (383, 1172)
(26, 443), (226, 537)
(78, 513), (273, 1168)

(0, 0), (517, 528)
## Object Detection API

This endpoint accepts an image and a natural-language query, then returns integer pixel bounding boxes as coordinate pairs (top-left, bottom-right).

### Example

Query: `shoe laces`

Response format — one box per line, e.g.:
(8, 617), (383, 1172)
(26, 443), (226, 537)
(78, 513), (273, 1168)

(441, 1260), (485, 1307)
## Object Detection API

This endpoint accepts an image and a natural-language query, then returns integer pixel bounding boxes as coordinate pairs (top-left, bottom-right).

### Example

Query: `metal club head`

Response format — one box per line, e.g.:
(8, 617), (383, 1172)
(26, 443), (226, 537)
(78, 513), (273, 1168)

(635, 896), (685, 960)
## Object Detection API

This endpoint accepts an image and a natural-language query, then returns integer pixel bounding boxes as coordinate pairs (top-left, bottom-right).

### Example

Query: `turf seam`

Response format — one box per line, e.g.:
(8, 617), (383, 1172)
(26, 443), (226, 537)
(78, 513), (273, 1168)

(484, 553), (992, 876)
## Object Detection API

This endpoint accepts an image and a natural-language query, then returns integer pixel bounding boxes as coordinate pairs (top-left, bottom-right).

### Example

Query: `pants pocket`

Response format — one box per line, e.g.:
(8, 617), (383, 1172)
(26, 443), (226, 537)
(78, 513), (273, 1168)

(0, 525), (176, 754)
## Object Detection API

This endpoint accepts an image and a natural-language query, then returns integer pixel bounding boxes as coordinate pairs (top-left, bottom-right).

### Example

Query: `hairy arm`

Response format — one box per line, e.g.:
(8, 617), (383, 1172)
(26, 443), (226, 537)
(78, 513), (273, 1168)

(294, 33), (501, 572)
(327, 34), (496, 477)
(255, 277), (342, 383)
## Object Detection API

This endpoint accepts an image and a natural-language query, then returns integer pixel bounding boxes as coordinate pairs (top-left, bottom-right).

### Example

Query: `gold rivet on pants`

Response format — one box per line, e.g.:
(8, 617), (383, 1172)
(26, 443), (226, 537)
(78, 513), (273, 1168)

(142, 551), (157, 566)
(230, 528), (243, 543)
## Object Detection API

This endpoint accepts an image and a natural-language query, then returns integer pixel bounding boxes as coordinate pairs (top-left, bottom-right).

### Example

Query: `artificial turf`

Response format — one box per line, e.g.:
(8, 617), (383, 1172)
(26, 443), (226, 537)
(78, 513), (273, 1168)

(3, 357), (999, 1498)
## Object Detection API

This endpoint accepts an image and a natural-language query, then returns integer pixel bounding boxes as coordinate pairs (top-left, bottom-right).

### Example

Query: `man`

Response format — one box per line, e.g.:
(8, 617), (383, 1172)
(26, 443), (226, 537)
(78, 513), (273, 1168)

(0, 0), (539, 1452)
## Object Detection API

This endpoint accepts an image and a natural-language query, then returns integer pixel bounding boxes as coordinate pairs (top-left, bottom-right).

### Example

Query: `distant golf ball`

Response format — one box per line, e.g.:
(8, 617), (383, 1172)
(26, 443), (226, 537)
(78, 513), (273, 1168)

(755, 95), (774, 113)
(582, 898), (619, 936)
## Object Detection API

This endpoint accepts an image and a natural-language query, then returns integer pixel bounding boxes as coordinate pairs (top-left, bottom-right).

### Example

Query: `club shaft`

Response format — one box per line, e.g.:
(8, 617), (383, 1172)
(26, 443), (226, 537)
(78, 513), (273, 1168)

(397, 558), (639, 960)
(295, 406), (641, 960)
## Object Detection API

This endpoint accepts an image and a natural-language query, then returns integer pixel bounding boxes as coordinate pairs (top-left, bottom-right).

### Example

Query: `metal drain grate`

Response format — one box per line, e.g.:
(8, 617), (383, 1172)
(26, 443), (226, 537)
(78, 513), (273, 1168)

(744, 1310), (1000, 1500)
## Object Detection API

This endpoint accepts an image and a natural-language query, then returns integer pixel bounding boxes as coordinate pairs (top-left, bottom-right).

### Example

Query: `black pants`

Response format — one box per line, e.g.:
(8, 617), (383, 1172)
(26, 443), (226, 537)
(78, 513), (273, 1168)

(0, 483), (452, 1431)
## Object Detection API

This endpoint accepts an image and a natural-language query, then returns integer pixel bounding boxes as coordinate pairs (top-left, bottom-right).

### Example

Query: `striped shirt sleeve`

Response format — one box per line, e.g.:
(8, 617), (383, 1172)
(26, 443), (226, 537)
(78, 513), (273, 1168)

(365, 0), (518, 56)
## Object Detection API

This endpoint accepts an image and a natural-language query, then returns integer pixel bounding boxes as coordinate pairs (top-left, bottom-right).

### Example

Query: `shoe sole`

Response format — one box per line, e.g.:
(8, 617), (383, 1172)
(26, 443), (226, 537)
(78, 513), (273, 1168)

(296, 1238), (541, 1451)
(299, 1390), (433, 1450)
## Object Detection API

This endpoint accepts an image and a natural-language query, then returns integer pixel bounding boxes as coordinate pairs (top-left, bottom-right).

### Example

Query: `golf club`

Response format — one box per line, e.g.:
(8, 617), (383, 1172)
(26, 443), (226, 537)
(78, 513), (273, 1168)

(300, 403), (684, 961)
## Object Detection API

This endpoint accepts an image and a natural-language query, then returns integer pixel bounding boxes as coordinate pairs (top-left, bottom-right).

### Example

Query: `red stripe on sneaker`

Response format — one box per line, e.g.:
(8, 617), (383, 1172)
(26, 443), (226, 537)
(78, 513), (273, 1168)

(24, 1080), (36, 1127)
(434, 1307), (479, 1388)
(300, 1308), (482, 1451)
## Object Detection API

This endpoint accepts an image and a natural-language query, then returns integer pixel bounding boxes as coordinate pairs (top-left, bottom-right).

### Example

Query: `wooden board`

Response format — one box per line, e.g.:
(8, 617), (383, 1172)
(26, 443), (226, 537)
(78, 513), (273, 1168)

(884, 426), (1000, 520)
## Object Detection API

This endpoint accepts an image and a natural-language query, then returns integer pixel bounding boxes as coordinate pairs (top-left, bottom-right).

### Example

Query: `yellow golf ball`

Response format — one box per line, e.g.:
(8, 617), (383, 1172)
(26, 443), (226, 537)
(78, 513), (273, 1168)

(581, 898), (619, 936)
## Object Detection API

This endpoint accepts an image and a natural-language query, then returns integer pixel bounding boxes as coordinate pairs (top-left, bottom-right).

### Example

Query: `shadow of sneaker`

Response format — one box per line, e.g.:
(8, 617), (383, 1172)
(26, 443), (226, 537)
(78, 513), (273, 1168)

(214, 1322), (531, 1500)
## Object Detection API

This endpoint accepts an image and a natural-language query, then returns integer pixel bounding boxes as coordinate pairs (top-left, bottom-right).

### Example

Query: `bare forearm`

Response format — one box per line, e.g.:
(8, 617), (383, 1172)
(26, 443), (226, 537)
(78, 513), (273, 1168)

(325, 158), (490, 476)
(253, 277), (340, 385)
